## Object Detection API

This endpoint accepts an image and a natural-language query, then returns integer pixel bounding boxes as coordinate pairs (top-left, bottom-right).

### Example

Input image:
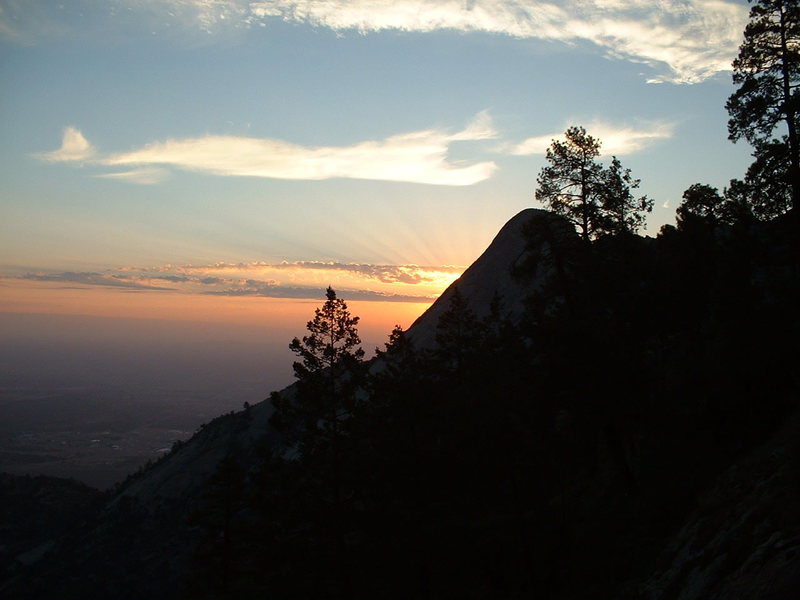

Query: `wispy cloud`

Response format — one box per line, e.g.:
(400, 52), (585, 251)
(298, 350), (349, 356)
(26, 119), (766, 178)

(36, 126), (95, 162)
(100, 116), (497, 185)
(39, 114), (498, 186)
(449, 109), (496, 141)
(249, 0), (746, 84)
(20, 271), (174, 290)
(507, 120), (675, 156)
(251, 0), (746, 83)
(2, 1), (747, 83)
(94, 167), (169, 185)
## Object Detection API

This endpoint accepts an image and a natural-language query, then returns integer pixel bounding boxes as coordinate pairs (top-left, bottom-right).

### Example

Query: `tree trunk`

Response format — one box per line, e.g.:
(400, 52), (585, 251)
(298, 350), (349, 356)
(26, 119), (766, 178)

(779, 0), (800, 211)
(580, 159), (590, 242)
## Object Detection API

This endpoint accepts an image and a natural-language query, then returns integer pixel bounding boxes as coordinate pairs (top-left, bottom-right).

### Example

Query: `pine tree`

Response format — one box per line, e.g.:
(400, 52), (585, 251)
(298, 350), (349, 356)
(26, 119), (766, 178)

(372, 325), (424, 398)
(270, 286), (365, 455)
(731, 141), (793, 218)
(269, 286), (365, 599)
(535, 126), (605, 241)
(676, 183), (755, 229)
(676, 183), (727, 228)
(535, 128), (651, 239)
(598, 156), (653, 235)
(434, 286), (485, 372)
(726, 0), (800, 213)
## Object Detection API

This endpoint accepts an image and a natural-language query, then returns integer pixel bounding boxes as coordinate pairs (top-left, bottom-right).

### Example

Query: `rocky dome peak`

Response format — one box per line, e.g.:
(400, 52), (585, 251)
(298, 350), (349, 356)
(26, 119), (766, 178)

(406, 208), (574, 348)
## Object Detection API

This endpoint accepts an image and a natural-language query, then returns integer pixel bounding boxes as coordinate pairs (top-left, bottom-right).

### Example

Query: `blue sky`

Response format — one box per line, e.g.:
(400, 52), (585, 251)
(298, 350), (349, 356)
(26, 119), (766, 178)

(1, 0), (754, 311)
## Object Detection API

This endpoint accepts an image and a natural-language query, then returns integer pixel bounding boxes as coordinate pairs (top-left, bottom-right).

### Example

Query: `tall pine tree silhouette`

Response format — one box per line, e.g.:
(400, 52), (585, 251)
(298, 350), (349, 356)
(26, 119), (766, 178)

(727, 0), (800, 214)
(269, 286), (365, 599)
(536, 126), (605, 242)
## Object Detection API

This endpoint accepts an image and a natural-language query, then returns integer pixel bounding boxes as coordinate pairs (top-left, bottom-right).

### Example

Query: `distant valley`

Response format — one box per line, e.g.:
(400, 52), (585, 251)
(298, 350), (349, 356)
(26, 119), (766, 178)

(0, 383), (228, 489)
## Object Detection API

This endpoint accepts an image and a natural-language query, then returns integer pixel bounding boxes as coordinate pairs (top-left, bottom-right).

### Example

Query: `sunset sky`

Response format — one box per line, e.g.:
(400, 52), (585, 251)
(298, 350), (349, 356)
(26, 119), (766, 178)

(1, 0), (754, 392)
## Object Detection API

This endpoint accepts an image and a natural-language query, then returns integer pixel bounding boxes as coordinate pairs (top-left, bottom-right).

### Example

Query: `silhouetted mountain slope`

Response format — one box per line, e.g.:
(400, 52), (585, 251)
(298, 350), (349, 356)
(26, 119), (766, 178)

(406, 208), (573, 347)
(634, 409), (800, 599)
(0, 474), (103, 586)
(2, 209), (798, 599)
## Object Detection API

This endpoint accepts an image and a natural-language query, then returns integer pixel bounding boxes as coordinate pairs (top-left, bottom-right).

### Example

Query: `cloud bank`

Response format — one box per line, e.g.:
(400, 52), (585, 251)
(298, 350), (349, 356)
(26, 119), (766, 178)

(177, 260), (464, 285)
(15, 259), (465, 302)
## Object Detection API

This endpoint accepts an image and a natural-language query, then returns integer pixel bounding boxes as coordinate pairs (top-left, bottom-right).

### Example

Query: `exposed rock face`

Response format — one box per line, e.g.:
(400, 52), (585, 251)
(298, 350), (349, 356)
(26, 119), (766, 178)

(117, 400), (274, 508)
(633, 411), (800, 600)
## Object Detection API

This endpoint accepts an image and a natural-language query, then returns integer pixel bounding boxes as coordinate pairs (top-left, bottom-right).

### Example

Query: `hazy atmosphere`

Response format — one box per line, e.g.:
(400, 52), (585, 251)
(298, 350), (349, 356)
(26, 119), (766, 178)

(2, 0), (753, 486)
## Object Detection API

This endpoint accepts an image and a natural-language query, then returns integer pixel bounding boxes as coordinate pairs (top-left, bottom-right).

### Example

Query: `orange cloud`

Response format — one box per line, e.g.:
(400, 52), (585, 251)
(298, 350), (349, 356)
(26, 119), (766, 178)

(8, 259), (464, 305)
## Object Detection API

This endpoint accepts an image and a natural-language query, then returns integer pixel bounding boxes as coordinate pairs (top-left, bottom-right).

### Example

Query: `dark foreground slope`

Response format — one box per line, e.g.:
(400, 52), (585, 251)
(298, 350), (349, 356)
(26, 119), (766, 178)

(636, 410), (800, 599)
(0, 474), (104, 584)
(2, 209), (798, 599)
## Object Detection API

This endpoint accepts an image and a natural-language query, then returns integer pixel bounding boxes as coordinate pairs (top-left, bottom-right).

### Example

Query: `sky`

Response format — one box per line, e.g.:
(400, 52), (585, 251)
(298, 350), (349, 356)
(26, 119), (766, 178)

(0, 0), (756, 396)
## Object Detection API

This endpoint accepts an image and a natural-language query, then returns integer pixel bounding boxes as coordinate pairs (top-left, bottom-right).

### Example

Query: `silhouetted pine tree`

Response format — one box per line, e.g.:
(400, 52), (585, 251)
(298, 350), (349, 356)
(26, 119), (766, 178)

(433, 286), (486, 374)
(598, 156), (652, 235)
(270, 286), (365, 454)
(536, 126), (606, 241)
(269, 286), (366, 598)
(727, 0), (800, 213)
(536, 127), (652, 240)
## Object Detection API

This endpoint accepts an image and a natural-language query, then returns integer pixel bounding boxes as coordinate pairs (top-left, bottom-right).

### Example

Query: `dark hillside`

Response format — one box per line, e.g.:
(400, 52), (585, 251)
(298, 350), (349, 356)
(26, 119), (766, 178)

(0, 474), (104, 587)
(1, 209), (798, 599)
